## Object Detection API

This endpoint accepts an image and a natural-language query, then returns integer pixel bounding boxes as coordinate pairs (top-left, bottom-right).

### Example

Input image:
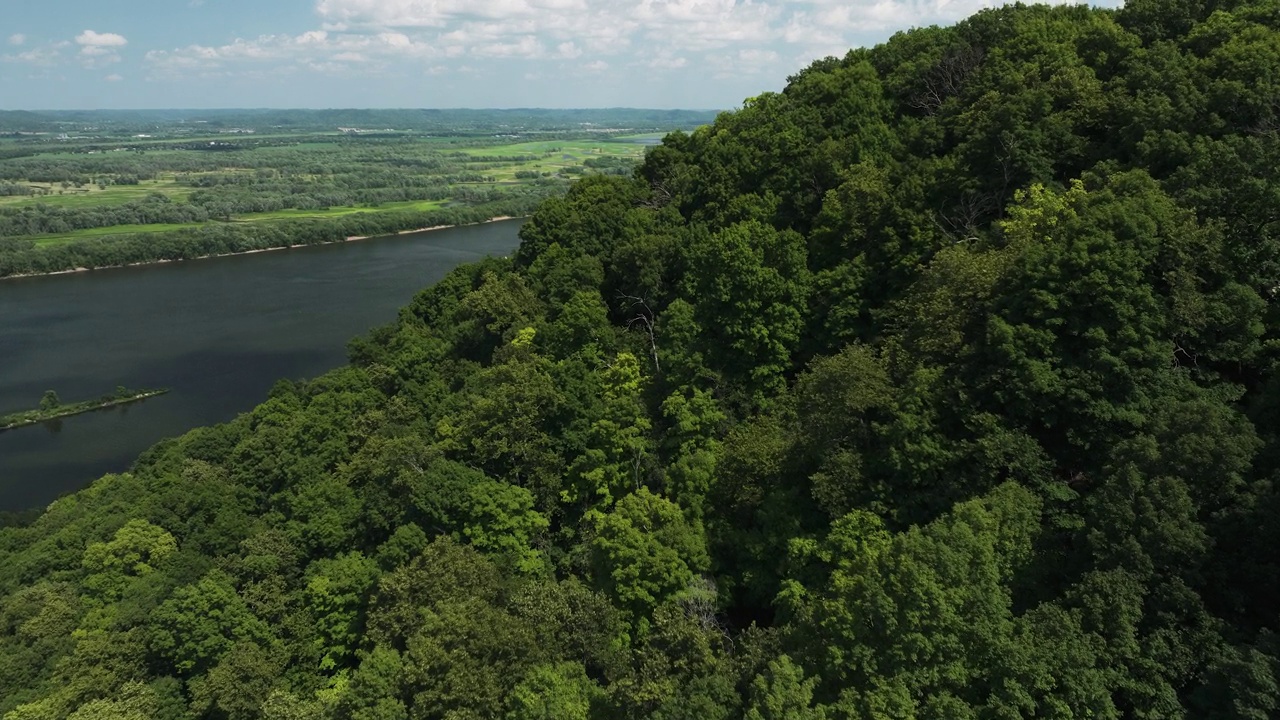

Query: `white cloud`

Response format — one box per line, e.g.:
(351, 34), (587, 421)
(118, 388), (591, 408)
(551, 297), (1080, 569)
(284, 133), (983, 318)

(138, 0), (1091, 99)
(75, 30), (128, 69)
(473, 35), (543, 58)
(315, 0), (590, 29)
(301, 0), (1016, 81)
(312, 0), (777, 56)
(76, 30), (128, 48)
(8, 34), (25, 46)
(707, 46), (780, 78)
(105, 73), (123, 82)
(145, 29), (444, 79)
(647, 55), (687, 69)
(1, 47), (62, 66)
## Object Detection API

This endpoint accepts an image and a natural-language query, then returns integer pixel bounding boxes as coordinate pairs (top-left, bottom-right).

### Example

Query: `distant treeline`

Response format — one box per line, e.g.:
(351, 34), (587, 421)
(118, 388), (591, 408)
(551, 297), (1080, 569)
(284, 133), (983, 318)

(0, 107), (718, 136)
(0, 184), (500, 237)
(0, 140), (567, 236)
(0, 198), (541, 277)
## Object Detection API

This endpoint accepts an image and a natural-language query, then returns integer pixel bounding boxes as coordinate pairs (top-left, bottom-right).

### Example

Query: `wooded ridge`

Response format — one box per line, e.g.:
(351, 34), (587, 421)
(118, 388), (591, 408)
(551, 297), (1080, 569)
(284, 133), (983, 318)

(2, 0), (1279, 717)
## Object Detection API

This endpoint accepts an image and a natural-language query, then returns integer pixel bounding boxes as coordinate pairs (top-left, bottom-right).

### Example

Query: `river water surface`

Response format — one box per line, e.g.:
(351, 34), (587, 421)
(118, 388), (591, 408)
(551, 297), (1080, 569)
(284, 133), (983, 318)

(0, 220), (522, 511)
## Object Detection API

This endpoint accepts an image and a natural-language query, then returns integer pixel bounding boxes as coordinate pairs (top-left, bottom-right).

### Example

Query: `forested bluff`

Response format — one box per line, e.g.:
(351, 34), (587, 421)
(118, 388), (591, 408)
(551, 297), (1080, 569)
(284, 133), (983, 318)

(4, 0), (1280, 717)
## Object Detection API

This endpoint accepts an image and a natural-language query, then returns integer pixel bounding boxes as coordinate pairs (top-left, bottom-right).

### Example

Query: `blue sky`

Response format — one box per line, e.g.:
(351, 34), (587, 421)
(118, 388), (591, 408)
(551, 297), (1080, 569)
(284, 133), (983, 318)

(0, 0), (1120, 110)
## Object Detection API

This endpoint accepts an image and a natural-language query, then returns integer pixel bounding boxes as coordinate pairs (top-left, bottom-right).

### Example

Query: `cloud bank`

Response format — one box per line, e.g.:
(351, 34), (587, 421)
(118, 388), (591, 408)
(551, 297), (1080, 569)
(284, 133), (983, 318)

(2, 0), (1123, 108)
(143, 0), (1048, 89)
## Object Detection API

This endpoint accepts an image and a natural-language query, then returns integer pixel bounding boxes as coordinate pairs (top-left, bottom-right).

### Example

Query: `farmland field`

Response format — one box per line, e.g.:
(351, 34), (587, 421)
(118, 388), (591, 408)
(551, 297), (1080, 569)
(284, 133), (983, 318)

(0, 177), (192, 208)
(0, 108), (713, 275)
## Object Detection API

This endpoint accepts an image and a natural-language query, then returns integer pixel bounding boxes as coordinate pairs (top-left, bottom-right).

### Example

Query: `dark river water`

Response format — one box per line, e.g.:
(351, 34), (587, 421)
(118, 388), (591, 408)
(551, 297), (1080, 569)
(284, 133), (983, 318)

(0, 220), (523, 512)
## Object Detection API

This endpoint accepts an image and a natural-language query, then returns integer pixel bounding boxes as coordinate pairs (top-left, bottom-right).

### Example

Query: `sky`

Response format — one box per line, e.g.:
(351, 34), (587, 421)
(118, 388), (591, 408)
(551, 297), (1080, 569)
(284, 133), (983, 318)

(0, 0), (1121, 110)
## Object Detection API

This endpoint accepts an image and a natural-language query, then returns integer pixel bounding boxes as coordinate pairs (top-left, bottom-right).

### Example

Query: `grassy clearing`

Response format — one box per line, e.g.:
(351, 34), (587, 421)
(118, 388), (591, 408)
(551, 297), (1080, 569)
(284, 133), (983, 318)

(463, 138), (647, 181)
(7, 134), (652, 244)
(0, 178), (192, 208)
(32, 223), (201, 246)
(28, 199), (451, 246)
(611, 132), (670, 143)
(463, 138), (648, 158)
(241, 199), (447, 221)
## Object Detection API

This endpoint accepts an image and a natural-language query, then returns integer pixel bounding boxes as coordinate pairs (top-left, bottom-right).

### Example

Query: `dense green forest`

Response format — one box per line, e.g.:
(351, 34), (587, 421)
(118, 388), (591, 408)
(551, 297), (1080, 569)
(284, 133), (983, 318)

(5, 0), (1280, 717)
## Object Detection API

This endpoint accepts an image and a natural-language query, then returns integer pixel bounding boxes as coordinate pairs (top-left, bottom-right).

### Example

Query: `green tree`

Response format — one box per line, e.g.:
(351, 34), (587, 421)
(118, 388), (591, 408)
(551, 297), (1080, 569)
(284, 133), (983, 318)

(63, 681), (160, 720)
(39, 390), (60, 412)
(188, 641), (284, 720)
(744, 656), (827, 720)
(684, 220), (809, 405)
(440, 329), (566, 509)
(591, 487), (709, 634)
(81, 519), (177, 602)
(459, 479), (549, 574)
(304, 551), (380, 670)
(565, 352), (653, 518)
(147, 569), (272, 676)
(507, 662), (603, 720)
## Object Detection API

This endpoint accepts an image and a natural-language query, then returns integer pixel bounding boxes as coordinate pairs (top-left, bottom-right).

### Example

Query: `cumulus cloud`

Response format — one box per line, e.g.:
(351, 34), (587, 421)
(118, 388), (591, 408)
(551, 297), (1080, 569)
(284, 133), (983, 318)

(294, 0), (1036, 87)
(145, 29), (443, 79)
(76, 30), (128, 48)
(308, 0), (1000, 59)
(647, 55), (687, 69)
(8, 34), (25, 46)
(138, 0), (1097, 102)
(74, 30), (128, 68)
(1, 46), (62, 66)
(706, 46), (781, 78)
(105, 73), (123, 82)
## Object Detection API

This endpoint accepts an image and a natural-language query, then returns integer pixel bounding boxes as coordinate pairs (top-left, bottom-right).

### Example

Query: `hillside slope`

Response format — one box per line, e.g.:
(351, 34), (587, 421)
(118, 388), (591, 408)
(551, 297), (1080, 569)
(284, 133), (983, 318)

(4, 1), (1280, 717)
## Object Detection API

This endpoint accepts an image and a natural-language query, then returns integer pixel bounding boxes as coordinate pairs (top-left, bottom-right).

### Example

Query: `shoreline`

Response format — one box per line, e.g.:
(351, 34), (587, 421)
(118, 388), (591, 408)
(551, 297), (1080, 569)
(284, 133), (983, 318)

(1, 215), (522, 281)
(0, 389), (170, 432)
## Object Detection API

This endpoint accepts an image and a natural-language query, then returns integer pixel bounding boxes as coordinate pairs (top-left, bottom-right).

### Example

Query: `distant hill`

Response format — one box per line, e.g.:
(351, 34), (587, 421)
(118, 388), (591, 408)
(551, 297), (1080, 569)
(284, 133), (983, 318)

(0, 110), (54, 132)
(0, 108), (720, 135)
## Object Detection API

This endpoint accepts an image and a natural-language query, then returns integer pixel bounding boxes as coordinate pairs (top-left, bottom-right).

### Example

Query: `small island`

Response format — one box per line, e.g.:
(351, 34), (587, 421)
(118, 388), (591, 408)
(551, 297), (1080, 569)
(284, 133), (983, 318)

(0, 387), (169, 432)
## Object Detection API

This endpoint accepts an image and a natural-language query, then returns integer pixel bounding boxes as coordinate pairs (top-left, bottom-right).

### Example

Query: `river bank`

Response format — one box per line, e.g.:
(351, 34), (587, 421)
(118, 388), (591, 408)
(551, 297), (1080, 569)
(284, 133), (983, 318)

(344, 216), (517, 242)
(0, 215), (523, 281)
(0, 218), (525, 511)
(0, 389), (170, 432)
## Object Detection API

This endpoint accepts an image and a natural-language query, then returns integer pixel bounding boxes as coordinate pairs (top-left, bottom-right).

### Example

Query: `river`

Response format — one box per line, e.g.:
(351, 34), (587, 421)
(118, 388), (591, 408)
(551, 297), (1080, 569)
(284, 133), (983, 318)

(0, 219), (523, 512)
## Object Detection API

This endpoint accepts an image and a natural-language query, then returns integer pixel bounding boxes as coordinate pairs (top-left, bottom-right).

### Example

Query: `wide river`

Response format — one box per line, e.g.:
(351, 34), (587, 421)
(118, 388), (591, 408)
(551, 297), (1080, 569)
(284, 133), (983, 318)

(0, 220), (523, 512)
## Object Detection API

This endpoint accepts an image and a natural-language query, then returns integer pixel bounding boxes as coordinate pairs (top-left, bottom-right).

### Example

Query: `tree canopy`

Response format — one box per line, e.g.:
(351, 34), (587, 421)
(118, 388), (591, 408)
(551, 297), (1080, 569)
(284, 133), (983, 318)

(4, 0), (1280, 717)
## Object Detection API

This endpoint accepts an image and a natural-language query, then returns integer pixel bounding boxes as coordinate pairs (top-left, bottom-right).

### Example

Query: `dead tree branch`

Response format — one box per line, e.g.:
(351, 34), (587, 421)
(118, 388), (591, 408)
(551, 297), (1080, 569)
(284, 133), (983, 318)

(617, 293), (661, 374)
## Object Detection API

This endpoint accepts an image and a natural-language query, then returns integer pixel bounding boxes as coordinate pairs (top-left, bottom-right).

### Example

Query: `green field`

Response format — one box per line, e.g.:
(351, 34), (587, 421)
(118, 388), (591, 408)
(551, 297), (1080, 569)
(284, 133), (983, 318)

(611, 132), (670, 142)
(240, 199), (448, 221)
(28, 199), (451, 246)
(462, 138), (647, 158)
(0, 178), (191, 208)
(460, 138), (648, 181)
(31, 223), (200, 246)
(2, 133), (658, 256)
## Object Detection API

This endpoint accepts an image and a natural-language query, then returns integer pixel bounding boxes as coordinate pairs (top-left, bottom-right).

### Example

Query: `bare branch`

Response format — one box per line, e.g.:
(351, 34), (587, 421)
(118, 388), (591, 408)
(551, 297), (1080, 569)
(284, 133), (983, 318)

(617, 293), (661, 374)
(909, 45), (985, 115)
